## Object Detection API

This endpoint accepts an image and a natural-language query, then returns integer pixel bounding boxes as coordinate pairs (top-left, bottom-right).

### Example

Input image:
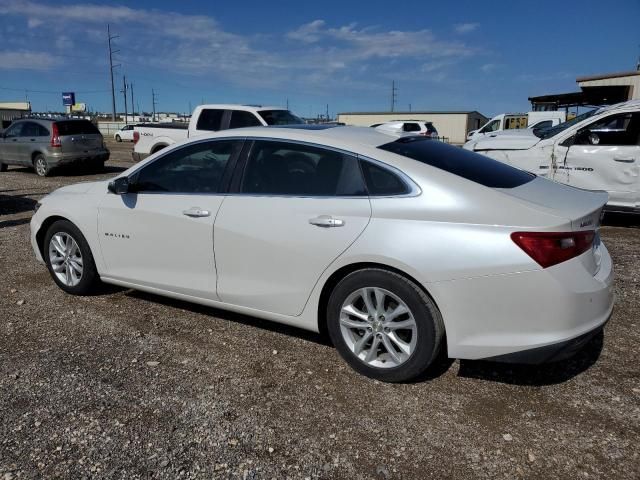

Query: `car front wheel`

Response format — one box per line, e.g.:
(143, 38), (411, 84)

(327, 268), (444, 382)
(43, 220), (101, 295)
(115, 135), (122, 142)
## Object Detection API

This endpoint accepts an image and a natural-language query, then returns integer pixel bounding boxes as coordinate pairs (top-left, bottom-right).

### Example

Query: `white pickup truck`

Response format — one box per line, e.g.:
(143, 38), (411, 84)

(464, 100), (640, 213)
(466, 111), (567, 142)
(132, 104), (304, 161)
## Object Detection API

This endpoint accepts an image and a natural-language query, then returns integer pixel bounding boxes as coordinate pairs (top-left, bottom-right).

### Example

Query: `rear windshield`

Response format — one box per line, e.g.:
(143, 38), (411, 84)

(378, 136), (534, 188)
(258, 110), (304, 126)
(55, 120), (101, 136)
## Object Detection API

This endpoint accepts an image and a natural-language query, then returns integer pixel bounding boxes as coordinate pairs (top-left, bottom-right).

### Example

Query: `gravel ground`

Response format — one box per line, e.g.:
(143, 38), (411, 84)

(1, 139), (639, 479)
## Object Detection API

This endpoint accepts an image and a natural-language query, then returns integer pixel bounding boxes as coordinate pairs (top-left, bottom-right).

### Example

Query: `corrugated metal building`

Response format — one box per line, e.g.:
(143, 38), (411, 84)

(0, 102), (31, 130)
(336, 111), (488, 145)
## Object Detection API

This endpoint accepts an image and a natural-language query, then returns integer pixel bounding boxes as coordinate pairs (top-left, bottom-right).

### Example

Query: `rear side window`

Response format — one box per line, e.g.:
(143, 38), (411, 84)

(229, 110), (262, 129)
(378, 136), (534, 188)
(196, 109), (224, 131)
(258, 110), (304, 126)
(241, 140), (366, 196)
(55, 121), (100, 135)
(403, 123), (421, 132)
(360, 161), (409, 195)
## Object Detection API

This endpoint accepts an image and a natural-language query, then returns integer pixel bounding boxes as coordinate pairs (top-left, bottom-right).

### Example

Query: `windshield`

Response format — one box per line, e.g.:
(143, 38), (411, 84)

(258, 110), (304, 126)
(536, 109), (598, 139)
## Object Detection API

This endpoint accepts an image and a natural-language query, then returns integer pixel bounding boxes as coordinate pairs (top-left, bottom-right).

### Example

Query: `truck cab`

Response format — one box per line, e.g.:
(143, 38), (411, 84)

(467, 111), (566, 141)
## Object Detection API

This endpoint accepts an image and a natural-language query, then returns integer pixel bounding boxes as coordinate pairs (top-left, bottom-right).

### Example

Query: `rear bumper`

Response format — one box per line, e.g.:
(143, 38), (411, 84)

(430, 243), (614, 362)
(49, 150), (110, 166)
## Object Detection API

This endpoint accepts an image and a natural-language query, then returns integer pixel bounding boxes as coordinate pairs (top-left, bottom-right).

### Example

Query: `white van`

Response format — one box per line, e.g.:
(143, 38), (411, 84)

(464, 100), (640, 213)
(467, 111), (566, 141)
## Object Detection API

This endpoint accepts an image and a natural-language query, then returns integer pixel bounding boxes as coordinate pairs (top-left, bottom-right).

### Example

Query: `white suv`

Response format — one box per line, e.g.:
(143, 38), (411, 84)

(373, 120), (439, 138)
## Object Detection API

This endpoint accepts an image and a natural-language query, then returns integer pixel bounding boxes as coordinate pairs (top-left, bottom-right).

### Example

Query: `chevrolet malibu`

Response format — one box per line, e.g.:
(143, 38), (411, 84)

(30, 126), (614, 382)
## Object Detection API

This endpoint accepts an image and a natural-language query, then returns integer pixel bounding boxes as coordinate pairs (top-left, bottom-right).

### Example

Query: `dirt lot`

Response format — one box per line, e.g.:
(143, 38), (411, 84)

(1, 138), (639, 479)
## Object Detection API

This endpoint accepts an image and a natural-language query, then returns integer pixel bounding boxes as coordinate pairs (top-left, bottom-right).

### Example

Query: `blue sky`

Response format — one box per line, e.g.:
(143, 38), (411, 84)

(0, 0), (638, 117)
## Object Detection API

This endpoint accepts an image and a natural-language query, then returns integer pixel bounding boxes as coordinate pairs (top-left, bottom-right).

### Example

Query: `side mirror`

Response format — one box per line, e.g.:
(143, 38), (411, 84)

(108, 177), (130, 195)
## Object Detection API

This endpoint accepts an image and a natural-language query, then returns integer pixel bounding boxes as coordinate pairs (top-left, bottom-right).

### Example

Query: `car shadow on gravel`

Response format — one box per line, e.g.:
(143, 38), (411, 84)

(457, 330), (603, 386)
(0, 193), (37, 215)
(127, 290), (333, 346)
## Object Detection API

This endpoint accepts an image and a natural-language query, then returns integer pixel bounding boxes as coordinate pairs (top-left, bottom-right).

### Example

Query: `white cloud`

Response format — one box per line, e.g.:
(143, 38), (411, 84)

(55, 35), (73, 50)
(481, 63), (497, 73)
(454, 23), (479, 34)
(26, 17), (41, 28)
(287, 19), (326, 43)
(0, 50), (58, 69)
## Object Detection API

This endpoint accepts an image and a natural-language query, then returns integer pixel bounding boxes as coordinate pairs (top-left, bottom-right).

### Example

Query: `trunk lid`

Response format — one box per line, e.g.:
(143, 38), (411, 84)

(499, 177), (608, 274)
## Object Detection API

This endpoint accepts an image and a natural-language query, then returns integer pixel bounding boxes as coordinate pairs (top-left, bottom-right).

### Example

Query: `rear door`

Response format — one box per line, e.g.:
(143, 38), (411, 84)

(564, 112), (640, 208)
(57, 120), (103, 155)
(214, 139), (371, 316)
(98, 139), (243, 298)
(18, 122), (49, 165)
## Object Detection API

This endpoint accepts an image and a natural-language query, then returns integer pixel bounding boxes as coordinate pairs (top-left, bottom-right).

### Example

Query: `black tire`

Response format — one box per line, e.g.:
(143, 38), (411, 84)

(327, 268), (444, 383)
(0, 162), (7, 172)
(115, 135), (122, 142)
(43, 220), (101, 295)
(33, 154), (51, 177)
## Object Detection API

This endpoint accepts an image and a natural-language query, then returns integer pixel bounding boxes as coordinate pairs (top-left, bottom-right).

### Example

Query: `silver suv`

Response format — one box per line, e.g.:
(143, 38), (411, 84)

(0, 118), (109, 176)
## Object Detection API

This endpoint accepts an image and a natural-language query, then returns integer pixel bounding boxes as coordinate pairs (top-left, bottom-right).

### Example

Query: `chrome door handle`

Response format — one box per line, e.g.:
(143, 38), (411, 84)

(309, 215), (345, 228)
(613, 157), (635, 163)
(182, 207), (210, 218)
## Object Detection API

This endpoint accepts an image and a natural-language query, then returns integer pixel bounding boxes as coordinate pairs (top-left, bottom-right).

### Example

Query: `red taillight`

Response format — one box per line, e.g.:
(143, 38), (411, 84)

(50, 122), (61, 148)
(511, 231), (595, 268)
(133, 130), (140, 144)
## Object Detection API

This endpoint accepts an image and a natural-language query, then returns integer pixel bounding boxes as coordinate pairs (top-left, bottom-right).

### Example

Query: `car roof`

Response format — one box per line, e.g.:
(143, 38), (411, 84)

(200, 125), (398, 150)
(197, 104), (288, 112)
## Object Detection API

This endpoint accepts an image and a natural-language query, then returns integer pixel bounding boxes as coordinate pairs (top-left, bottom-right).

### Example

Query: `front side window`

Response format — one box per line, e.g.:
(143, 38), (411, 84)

(229, 111), (262, 129)
(480, 119), (500, 133)
(576, 112), (640, 146)
(4, 122), (23, 138)
(133, 140), (241, 193)
(241, 140), (366, 196)
(196, 109), (224, 131)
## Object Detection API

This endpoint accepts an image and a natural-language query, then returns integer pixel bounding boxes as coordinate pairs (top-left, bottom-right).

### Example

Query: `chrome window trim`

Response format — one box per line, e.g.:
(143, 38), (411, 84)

(122, 135), (421, 199)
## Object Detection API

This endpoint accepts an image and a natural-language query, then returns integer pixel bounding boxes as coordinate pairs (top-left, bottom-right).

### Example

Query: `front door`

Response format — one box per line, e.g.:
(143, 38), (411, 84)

(214, 139), (371, 316)
(98, 139), (242, 299)
(0, 122), (24, 163)
(563, 112), (640, 208)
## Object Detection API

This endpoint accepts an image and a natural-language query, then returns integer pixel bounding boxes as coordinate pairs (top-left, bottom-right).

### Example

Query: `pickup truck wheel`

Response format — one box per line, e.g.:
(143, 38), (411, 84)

(0, 162), (7, 172)
(34, 155), (51, 177)
(115, 134), (122, 142)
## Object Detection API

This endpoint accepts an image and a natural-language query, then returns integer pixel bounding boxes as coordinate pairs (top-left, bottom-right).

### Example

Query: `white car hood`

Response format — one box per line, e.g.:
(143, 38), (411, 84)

(471, 131), (541, 151)
(50, 180), (105, 195)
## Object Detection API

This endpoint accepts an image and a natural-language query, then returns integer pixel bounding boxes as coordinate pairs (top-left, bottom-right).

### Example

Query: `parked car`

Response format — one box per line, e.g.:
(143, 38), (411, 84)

(373, 120), (439, 138)
(31, 126), (613, 382)
(0, 118), (109, 176)
(466, 111), (567, 141)
(464, 100), (640, 213)
(114, 124), (135, 142)
(132, 104), (304, 161)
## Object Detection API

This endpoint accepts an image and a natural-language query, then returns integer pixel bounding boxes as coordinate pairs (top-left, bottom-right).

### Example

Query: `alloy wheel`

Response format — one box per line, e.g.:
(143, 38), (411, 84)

(35, 157), (47, 176)
(48, 232), (83, 286)
(339, 287), (417, 369)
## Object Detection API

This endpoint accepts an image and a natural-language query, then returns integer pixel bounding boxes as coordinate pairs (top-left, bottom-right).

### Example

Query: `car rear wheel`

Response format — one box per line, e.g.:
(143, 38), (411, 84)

(0, 162), (7, 172)
(327, 268), (444, 382)
(43, 220), (101, 295)
(115, 134), (122, 142)
(34, 154), (50, 177)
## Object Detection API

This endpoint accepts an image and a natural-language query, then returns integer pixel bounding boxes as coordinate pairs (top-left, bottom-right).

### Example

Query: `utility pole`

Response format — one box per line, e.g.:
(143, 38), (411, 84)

(122, 75), (128, 124)
(408, 103), (412, 112)
(107, 24), (120, 121)
(130, 82), (135, 118)
(152, 89), (158, 122)
(326, 104), (329, 121)
(286, 98), (289, 110)
(391, 80), (398, 112)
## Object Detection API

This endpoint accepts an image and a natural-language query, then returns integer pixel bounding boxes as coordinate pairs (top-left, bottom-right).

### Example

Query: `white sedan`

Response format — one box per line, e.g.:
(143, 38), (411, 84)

(30, 126), (613, 382)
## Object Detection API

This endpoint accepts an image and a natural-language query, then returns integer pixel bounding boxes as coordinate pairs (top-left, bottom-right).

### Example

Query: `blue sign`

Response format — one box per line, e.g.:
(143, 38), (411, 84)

(62, 92), (75, 106)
